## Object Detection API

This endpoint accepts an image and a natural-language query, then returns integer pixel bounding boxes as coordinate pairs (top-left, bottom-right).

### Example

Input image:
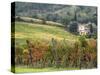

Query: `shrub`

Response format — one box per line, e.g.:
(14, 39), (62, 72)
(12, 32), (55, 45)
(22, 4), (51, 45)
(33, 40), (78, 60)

(79, 36), (88, 47)
(15, 38), (97, 69)
(15, 46), (23, 65)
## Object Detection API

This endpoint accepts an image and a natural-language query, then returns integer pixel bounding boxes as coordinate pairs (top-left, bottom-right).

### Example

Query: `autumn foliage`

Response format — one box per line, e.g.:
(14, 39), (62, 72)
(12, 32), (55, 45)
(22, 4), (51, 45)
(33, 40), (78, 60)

(15, 37), (97, 69)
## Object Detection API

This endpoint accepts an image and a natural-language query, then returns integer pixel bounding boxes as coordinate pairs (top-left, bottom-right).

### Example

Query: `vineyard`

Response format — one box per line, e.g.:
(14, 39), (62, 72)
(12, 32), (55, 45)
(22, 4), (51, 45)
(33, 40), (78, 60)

(12, 22), (97, 73)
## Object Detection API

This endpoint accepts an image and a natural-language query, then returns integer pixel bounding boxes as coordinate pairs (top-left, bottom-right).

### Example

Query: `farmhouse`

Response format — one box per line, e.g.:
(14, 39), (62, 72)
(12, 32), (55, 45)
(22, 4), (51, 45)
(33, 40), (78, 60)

(78, 23), (90, 35)
(69, 21), (91, 35)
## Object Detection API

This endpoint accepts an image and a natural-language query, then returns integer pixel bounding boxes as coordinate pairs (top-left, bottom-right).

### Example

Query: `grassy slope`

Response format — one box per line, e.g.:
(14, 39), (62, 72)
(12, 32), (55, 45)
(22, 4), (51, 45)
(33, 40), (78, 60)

(15, 22), (78, 42)
(14, 22), (79, 73)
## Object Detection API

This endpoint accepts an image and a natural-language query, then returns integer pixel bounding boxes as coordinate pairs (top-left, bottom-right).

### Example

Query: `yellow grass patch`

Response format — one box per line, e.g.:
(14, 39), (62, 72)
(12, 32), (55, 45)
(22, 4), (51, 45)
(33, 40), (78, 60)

(15, 32), (27, 38)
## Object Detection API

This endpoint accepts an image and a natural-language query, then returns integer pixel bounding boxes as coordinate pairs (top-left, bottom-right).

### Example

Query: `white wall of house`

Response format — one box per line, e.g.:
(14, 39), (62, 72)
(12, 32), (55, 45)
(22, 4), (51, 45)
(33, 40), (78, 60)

(78, 24), (90, 35)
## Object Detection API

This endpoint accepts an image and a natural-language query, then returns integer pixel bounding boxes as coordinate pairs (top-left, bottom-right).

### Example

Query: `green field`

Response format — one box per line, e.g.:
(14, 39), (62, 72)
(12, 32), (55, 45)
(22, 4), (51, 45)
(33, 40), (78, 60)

(15, 67), (79, 73)
(15, 22), (78, 44)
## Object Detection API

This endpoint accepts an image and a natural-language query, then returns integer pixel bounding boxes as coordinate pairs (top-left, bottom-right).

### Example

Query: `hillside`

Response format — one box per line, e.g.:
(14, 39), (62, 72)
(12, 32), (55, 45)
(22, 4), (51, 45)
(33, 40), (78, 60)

(14, 2), (97, 24)
(14, 21), (97, 73)
(15, 22), (78, 46)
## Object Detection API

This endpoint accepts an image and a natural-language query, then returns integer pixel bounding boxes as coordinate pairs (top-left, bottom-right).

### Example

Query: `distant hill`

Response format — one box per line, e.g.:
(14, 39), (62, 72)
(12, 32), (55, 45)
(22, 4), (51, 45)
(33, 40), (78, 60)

(15, 2), (97, 25)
